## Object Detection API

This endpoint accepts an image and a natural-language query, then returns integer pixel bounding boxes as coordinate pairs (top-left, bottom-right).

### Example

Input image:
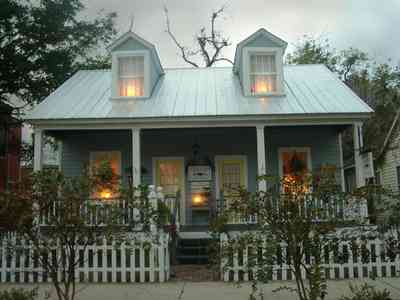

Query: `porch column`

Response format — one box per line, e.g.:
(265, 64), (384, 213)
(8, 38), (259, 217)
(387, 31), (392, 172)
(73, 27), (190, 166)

(338, 132), (346, 192)
(33, 128), (43, 172)
(131, 128), (141, 186)
(353, 122), (364, 188)
(256, 125), (267, 192)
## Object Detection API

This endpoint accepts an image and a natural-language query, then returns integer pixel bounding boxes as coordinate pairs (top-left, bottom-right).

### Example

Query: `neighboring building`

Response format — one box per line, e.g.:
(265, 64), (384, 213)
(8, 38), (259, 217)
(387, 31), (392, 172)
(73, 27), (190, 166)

(375, 111), (400, 193)
(0, 102), (21, 191)
(26, 29), (373, 230)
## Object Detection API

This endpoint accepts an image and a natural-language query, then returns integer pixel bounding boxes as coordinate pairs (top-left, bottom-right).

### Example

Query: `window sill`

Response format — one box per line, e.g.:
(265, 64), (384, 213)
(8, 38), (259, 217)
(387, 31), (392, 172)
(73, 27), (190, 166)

(110, 96), (149, 101)
(246, 92), (286, 98)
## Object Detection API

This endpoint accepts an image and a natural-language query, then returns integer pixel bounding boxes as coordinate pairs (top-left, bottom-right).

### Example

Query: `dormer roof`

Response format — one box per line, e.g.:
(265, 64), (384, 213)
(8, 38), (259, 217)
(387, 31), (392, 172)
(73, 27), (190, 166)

(108, 31), (164, 75)
(233, 28), (288, 74)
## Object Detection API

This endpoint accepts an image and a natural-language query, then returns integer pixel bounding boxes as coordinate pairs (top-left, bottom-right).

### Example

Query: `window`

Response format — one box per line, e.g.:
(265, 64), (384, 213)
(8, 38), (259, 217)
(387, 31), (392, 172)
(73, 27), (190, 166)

(154, 158), (184, 197)
(89, 151), (121, 199)
(118, 56), (144, 97)
(249, 53), (277, 95)
(278, 148), (312, 194)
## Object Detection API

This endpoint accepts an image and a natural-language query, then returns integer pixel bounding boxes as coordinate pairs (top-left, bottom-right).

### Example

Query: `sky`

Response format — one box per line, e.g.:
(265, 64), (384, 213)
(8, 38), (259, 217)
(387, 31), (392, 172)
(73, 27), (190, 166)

(83, 0), (400, 68)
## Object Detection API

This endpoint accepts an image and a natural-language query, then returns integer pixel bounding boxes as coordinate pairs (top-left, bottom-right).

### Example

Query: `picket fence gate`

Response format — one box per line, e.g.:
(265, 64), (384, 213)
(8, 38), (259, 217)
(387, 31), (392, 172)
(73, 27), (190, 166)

(221, 235), (400, 282)
(0, 232), (170, 284)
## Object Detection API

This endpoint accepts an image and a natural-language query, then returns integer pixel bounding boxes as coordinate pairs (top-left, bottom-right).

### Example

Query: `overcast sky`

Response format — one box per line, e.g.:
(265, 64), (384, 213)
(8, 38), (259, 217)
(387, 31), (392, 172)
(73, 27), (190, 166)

(81, 0), (400, 68)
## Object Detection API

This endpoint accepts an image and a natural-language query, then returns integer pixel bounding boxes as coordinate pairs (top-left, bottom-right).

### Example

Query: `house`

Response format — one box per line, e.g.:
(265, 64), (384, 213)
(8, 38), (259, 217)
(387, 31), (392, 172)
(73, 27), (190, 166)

(26, 29), (372, 236)
(375, 110), (400, 193)
(0, 102), (21, 191)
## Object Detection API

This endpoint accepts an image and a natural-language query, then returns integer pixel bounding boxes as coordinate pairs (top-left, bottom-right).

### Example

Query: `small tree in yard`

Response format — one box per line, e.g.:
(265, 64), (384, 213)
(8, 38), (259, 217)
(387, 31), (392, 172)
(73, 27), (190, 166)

(0, 163), (165, 300)
(210, 169), (373, 300)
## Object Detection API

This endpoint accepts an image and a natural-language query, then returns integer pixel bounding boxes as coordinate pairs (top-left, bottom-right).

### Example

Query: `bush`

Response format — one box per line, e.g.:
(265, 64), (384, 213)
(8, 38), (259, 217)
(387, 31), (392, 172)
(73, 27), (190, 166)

(339, 284), (392, 300)
(0, 288), (38, 300)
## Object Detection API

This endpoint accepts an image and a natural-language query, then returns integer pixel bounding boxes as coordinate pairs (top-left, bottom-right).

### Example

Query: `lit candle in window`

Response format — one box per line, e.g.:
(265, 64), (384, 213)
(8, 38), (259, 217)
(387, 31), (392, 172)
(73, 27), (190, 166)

(126, 84), (136, 97)
(193, 195), (203, 205)
(100, 189), (112, 199)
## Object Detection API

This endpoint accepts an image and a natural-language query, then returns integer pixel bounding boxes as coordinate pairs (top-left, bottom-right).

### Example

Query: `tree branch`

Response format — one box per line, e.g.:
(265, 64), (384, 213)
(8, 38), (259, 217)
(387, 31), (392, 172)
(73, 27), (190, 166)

(164, 5), (199, 68)
(164, 5), (232, 67)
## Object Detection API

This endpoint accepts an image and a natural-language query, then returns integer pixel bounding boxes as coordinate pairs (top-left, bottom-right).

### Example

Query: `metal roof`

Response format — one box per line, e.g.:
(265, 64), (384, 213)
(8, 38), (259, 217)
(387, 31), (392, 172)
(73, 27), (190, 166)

(27, 64), (372, 122)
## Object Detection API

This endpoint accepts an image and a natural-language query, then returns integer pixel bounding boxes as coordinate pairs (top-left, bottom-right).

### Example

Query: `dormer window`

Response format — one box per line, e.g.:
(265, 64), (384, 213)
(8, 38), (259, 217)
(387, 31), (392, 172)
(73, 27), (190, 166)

(118, 56), (144, 97)
(242, 46), (285, 97)
(250, 53), (277, 95)
(111, 50), (152, 99)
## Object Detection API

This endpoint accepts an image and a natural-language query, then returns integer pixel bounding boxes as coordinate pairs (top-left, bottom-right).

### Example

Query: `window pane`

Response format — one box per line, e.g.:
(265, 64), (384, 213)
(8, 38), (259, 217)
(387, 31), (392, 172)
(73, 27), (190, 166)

(119, 78), (144, 97)
(90, 151), (121, 199)
(118, 56), (144, 97)
(250, 74), (277, 94)
(156, 160), (182, 196)
(118, 56), (144, 77)
(280, 150), (310, 194)
(250, 54), (276, 73)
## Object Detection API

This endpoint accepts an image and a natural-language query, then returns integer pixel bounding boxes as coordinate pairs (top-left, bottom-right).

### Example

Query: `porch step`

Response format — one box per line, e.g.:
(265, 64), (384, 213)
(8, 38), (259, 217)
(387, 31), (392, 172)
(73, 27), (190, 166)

(171, 264), (219, 281)
(180, 225), (209, 232)
(176, 238), (211, 265)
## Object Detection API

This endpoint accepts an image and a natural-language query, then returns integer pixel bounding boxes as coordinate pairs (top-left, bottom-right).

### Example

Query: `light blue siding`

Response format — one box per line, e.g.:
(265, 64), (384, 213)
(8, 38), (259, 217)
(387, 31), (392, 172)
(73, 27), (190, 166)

(112, 38), (148, 52)
(60, 126), (340, 182)
(60, 130), (132, 184)
(265, 126), (340, 176)
(58, 126), (341, 223)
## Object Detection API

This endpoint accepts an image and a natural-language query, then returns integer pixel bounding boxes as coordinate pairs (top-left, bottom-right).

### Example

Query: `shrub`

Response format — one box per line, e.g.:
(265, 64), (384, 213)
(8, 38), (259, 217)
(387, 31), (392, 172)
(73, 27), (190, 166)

(339, 283), (392, 300)
(0, 288), (38, 300)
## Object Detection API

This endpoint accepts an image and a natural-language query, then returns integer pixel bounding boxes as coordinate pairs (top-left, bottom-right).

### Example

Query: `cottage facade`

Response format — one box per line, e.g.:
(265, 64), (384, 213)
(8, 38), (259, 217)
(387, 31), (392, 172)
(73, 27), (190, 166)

(27, 29), (372, 229)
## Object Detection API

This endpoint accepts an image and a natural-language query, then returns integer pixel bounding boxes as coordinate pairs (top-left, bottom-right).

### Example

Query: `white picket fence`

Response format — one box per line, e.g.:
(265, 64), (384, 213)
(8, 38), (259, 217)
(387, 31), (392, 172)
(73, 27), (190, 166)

(0, 232), (170, 284)
(221, 234), (400, 282)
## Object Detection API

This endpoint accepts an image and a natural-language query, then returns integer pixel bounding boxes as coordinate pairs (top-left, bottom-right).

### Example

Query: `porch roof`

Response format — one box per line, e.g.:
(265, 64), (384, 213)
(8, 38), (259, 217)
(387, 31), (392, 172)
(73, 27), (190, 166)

(27, 65), (372, 124)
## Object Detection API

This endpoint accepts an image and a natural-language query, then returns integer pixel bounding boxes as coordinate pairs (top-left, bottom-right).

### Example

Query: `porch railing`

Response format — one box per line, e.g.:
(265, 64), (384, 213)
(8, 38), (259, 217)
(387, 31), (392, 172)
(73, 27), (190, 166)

(38, 185), (165, 229)
(217, 191), (369, 224)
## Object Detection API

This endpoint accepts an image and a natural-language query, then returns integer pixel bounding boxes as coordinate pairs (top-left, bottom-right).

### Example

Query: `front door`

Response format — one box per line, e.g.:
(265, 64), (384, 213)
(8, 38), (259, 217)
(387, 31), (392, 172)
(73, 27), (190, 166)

(215, 156), (247, 223)
(154, 157), (185, 224)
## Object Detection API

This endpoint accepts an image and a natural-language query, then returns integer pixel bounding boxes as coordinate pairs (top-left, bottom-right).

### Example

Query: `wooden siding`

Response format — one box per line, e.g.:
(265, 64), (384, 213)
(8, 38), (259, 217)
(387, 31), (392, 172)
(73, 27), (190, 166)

(378, 128), (400, 192)
(265, 126), (340, 176)
(60, 130), (132, 184)
(59, 126), (341, 223)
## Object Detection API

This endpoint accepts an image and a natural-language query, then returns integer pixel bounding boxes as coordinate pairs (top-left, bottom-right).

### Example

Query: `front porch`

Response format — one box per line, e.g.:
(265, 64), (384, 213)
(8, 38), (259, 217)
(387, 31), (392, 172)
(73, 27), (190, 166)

(33, 124), (366, 228)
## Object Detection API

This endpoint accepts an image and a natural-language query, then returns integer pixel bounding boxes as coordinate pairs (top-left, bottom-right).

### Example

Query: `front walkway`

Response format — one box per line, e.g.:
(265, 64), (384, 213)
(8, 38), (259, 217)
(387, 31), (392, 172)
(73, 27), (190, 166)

(2, 278), (400, 300)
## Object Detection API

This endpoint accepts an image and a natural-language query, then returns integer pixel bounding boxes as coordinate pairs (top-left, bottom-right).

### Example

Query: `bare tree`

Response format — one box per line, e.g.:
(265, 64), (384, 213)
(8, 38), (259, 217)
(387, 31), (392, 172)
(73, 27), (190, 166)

(164, 5), (233, 67)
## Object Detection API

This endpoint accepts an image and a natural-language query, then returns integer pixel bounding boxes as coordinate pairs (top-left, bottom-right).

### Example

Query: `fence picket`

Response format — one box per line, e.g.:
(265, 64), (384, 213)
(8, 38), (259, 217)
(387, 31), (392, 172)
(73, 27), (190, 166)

(221, 235), (400, 282)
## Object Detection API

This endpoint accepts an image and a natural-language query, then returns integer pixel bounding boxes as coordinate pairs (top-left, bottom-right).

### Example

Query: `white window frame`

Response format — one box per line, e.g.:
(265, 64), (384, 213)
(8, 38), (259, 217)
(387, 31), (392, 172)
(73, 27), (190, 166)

(111, 50), (151, 99)
(242, 46), (285, 97)
(278, 147), (312, 179)
(214, 155), (248, 199)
